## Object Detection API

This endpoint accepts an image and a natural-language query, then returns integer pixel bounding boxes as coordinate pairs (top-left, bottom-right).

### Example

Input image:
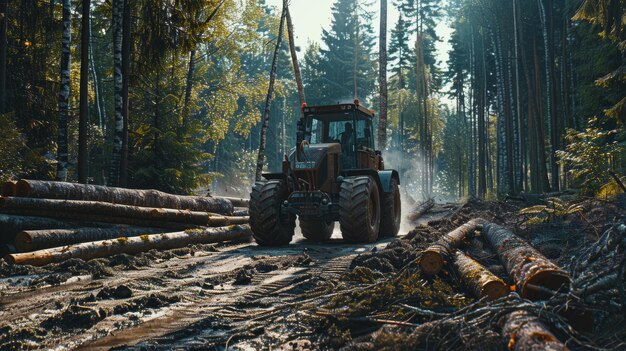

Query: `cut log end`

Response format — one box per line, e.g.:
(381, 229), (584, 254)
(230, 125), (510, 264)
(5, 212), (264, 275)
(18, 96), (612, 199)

(522, 270), (571, 300)
(1, 181), (17, 197)
(481, 280), (509, 301)
(419, 250), (444, 275)
(15, 180), (31, 197)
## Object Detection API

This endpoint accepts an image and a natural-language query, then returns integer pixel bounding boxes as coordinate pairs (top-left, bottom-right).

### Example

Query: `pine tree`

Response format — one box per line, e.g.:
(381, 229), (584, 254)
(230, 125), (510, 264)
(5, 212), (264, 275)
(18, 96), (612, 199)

(388, 15), (413, 89)
(56, 0), (71, 181)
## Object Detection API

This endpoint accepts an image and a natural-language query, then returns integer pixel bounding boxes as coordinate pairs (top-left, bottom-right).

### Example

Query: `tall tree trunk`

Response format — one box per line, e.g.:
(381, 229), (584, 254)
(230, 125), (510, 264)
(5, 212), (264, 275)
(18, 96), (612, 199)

(513, 0), (525, 192)
(56, 0), (71, 182)
(477, 33), (487, 198)
(89, 10), (104, 132)
(378, 0), (388, 150)
(0, 0), (7, 114)
(285, 6), (305, 117)
(108, 0), (124, 186)
(78, 0), (91, 184)
(119, 0), (130, 187)
(180, 48), (195, 140)
(255, 0), (287, 181)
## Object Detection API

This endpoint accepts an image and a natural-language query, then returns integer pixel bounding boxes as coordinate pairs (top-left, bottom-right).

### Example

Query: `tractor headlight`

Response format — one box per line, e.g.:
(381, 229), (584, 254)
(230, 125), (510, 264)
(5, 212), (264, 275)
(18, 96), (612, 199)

(283, 200), (289, 206)
(321, 198), (328, 205)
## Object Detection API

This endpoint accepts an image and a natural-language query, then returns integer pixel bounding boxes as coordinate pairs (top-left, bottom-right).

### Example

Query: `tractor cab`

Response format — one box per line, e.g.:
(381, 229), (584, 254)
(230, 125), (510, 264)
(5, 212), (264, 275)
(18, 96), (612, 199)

(298, 102), (382, 172)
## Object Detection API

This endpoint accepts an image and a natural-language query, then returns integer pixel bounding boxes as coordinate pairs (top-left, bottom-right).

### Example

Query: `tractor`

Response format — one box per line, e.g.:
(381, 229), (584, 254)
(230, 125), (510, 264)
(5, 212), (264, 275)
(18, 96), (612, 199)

(249, 100), (401, 246)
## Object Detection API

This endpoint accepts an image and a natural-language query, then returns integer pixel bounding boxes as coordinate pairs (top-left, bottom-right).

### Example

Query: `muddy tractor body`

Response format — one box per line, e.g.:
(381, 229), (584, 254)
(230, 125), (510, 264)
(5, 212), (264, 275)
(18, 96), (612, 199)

(249, 102), (401, 245)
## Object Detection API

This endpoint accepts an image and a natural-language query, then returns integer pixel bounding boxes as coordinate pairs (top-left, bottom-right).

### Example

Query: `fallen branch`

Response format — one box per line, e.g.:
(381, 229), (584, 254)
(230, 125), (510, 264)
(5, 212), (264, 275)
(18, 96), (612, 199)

(15, 226), (163, 252)
(482, 223), (571, 300)
(15, 179), (233, 214)
(502, 310), (569, 351)
(406, 198), (435, 222)
(419, 218), (487, 275)
(452, 250), (509, 301)
(5, 224), (252, 266)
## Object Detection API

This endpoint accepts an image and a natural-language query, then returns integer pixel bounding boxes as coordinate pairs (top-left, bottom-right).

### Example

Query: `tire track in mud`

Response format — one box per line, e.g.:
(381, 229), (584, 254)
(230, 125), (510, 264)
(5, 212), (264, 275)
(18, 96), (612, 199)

(73, 236), (394, 350)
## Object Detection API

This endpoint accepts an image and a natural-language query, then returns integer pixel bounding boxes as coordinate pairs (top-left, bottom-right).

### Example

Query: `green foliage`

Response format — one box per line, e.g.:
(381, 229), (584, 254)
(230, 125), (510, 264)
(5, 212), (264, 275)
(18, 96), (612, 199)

(557, 120), (623, 195)
(519, 198), (584, 225)
(0, 114), (32, 182)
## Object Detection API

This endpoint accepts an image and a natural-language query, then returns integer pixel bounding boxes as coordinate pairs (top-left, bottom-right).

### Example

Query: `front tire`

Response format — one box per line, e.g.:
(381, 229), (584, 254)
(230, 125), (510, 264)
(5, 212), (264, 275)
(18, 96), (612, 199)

(339, 176), (380, 243)
(379, 177), (401, 237)
(249, 180), (295, 246)
(300, 220), (335, 242)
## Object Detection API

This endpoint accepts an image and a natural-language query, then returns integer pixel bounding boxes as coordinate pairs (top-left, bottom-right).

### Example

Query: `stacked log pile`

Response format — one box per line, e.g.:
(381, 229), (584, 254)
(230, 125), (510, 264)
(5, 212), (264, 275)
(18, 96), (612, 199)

(415, 219), (574, 348)
(0, 180), (251, 265)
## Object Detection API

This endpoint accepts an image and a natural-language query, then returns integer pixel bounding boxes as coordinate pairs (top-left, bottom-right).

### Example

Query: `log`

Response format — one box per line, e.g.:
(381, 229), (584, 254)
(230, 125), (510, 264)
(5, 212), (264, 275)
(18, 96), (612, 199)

(15, 179), (233, 214)
(1, 181), (17, 196)
(0, 197), (247, 229)
(419, 218), (487, 275)
(213, 196), (249, 208)
(451, 250), (508, 301)
(406, 198), (435, 222)
(15, 226), (164, 252)
(503, 310), (569, 351)
(482, 223), (571, 300)
(0, 214), (109, 244)
(5, 225), (252, 266)
(233, 208), (249, 217)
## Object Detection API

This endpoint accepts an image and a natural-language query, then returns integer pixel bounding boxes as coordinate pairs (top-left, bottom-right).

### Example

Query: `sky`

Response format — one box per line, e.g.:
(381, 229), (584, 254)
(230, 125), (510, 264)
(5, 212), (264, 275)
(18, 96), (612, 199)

(263, 0), (453, 105)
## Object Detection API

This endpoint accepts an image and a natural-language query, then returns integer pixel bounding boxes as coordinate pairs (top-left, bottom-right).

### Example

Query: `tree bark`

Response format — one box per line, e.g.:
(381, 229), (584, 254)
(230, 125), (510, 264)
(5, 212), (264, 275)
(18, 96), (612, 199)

(0, 214), (110, 245)
(378, 0), (388, 150)
(109, 0), (124, 186)
(255, 0), (287, 181)
(78, 0), (91, 184)
(452, 250), (509, 301)
(0, 197), (243, 228)
(285, 6), (305, 117)
(119, 0), (131, 187)
(419, 218), (487, 275)
(482, 223), (570, 300)
(503, 310), (569, 351)
(15, 226), (163, 252)
(406, 198), (434, 222)
(1, 180), (16, 196)
(56, 0), (71, 182)
(0, 0), (7, 114)
(5, 225), (252, 266)
(15, 180), (234, 213)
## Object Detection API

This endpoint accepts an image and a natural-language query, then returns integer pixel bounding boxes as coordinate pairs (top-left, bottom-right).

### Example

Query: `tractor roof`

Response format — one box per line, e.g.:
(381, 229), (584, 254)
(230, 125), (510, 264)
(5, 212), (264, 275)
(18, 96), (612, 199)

(302, 103), (375, 118)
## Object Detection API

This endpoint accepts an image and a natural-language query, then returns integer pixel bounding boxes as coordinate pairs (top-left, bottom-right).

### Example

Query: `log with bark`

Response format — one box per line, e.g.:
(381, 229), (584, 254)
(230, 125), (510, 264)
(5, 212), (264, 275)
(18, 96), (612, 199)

(1, 181), (16, 196)
(452, 250), (509, 301)
(502, 310), (569, 351)
(5, 224), (252, 266)
(15, 226), (163, 252)
(406, 198), (435, 222)
(419, 218), (487, 275)
(0, 197), (247, 229)
(212, 196), (249, 208)
(15, 179), (233, 214)
(0, 213), (109, 244)
(482, 223), (571, 300)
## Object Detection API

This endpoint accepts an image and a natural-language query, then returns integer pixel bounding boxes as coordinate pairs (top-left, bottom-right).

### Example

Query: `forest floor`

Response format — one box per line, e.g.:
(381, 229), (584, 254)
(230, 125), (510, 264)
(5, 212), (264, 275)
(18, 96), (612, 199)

(0, 197), (624, 350)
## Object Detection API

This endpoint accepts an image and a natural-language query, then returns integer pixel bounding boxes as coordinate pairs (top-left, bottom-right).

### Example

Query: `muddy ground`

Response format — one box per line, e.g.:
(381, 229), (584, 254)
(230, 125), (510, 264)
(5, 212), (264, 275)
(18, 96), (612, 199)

(0, 198), (624, 350)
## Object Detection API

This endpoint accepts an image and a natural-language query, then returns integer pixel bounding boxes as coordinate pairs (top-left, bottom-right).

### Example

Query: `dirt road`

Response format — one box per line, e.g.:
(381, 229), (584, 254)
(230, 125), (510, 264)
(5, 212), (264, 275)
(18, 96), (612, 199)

(0, 223), (409, 350)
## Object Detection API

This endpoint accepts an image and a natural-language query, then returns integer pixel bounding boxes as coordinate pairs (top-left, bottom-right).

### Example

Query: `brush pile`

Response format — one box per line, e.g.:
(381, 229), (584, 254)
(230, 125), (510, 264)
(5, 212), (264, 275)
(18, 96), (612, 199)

(0, 180), (251, 266)
(303, 198), (626, 350)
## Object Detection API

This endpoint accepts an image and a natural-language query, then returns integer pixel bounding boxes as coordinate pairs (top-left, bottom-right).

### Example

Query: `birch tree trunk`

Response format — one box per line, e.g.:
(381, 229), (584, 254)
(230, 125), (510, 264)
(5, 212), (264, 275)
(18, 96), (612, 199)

(109, 0), (124, 186)
(255, 0), (287, 181)
(89, 10), (104, 132)
(56, 0), (71, 182)
(378, 0), (388, 151)
(285, 6), (305, 118)
(78, 0), (91, 184)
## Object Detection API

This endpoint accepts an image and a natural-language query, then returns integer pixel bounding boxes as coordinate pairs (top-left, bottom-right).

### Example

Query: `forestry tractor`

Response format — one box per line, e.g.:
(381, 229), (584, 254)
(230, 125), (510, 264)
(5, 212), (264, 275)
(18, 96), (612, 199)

(249, 100), (401, 246)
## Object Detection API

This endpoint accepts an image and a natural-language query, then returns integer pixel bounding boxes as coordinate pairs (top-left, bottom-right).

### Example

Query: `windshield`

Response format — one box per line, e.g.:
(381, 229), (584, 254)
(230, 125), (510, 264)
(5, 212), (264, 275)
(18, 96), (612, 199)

(306, 112), (375, 150)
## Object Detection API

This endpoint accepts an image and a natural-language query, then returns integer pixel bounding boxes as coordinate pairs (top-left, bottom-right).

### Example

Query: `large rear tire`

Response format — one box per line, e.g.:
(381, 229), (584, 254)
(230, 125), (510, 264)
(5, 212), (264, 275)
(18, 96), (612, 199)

(379, 177), (401, 237)
(249, 180), (295, 246)
(300, 220), (335, 242)
(339, 176), (380, 243)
